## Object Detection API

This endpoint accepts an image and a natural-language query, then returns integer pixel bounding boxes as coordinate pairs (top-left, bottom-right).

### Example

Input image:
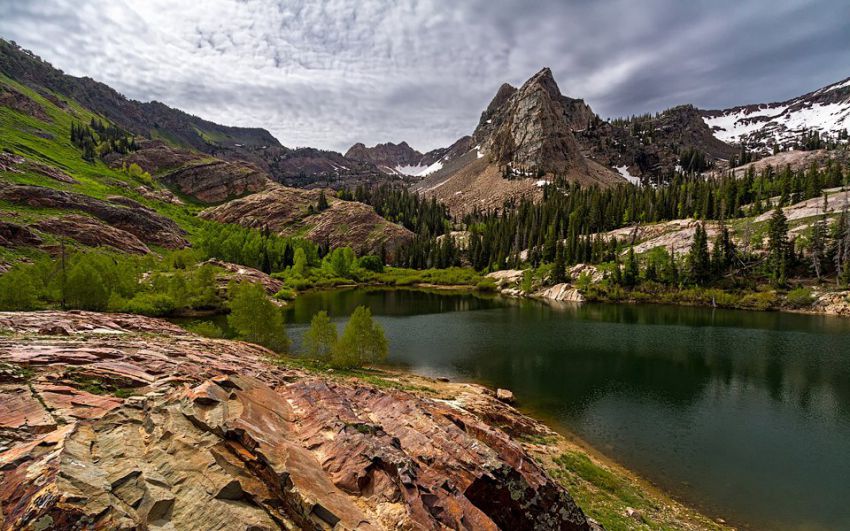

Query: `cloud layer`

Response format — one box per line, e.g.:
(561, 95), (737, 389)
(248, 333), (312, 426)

(2, 0), (848, 152)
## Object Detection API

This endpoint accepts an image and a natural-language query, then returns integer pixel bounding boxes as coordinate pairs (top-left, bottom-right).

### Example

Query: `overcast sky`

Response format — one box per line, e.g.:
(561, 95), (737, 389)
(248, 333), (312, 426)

(1, 0), (848, 152)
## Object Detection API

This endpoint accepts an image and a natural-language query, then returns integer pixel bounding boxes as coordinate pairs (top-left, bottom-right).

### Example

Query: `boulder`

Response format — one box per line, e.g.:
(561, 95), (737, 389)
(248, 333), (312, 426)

(496, 388), (515, 403)
(537, 284), (585, 303)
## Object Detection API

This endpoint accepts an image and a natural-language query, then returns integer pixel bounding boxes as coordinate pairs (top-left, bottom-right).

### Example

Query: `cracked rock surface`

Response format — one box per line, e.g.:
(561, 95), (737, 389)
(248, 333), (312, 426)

(0, 311), (594, 530)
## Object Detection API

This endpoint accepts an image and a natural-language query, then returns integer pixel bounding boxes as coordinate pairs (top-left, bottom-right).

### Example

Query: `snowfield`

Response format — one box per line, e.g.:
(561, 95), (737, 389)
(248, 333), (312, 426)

(703, 77), (850, 151)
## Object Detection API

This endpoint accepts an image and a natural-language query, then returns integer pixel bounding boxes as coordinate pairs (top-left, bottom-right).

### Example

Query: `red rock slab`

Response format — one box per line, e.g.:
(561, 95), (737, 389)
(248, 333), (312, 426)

(0, 384), (55, 432)
(34, 384), (123, 420)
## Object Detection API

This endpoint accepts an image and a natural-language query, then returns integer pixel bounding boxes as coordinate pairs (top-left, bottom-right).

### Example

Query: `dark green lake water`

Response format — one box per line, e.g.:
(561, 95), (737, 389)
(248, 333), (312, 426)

(182, 288), (850, 530)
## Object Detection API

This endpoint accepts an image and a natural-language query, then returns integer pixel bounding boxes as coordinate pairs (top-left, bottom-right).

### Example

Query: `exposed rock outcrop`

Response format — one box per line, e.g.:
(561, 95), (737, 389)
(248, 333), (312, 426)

(203, 259), (283, 295)
(536, 284), (584, 303)
(112, 140), (270, 203)
(0, 221), (42, 247)
(161, 160), (270, 203)
(0, 183), (188, 249)
(0, 152), (77, 184)
(201, 185), (413, 257)
(0, 85), (50, 121)
(0, 311), (595, 530)
(32, 214), (151, 254)
(474, 68), (600, 179)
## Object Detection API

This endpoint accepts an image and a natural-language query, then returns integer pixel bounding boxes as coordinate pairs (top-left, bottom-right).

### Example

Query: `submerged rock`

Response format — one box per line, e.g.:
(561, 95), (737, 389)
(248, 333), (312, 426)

(0, 311), (595, 530)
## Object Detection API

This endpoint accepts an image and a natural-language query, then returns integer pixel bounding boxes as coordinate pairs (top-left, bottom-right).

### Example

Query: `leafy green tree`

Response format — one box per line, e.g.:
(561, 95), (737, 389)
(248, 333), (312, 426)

(0, 267), (38, 310)
(292, 248), (308, 276)
(331, 306), (387, 369)
(358, 255), (384, 273)
(66, 261), (109, 310)
(810, 215), (827, 281)
(767, 206), (790, 287)
(303, 311), (337, 361)
(325, 247), (355, 278)
(227, 282), (289, 353)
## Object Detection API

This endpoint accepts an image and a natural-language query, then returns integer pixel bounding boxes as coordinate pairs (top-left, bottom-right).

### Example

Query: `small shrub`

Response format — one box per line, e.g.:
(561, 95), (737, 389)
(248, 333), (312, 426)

(274, 287), (297, 301)
(786, 287), (814, 308)
(184, 321), (224, 338)
(115, 292), (177, 316)
(740, 291), (778, 311)
(476, 279), (497, 292)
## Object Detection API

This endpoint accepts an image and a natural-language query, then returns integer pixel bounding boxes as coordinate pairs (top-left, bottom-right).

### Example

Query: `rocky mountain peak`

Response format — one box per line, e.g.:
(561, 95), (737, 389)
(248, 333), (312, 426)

(473, 67), (591, 175)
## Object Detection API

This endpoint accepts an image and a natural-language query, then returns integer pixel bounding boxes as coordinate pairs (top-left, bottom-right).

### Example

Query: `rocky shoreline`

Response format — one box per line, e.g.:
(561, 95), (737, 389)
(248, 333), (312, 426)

(486, 268), (850, 317)
(0, 311), (593, 530)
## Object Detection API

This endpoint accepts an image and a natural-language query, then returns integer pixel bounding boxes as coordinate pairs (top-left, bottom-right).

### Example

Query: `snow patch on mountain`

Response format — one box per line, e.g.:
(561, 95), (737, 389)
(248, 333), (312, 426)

(703, 77), (850, 152)
(395, 164), (429, 176)
(616, 165), (641, 185)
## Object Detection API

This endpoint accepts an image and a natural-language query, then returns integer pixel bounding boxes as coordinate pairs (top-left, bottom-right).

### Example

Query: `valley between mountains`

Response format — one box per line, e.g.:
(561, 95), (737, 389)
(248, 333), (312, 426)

(2, 35), (850, 531)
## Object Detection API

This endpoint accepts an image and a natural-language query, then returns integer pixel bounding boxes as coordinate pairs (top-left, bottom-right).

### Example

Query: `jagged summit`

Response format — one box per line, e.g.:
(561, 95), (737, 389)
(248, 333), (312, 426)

(472, 66), (605, 177)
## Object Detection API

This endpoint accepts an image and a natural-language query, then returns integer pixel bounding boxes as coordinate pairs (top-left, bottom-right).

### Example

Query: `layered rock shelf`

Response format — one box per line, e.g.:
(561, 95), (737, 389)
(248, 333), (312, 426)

(0, 311), (597, 530)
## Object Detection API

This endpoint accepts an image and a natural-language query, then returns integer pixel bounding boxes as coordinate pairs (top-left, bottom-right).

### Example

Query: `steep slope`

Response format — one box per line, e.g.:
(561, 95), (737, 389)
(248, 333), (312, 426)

(413, 68), (623, 213)
(703, 77), (850, 153)
(200, 185), (413, 256)
(0, 39), (391, 188)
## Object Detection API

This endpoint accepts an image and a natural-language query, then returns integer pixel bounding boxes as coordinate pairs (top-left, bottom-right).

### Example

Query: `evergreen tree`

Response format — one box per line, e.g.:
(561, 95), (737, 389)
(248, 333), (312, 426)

(317, 190), (330, 211)
(686, 222), (711, 285)
(766, 206), (790, 287)
(551, 241), (567, 284)
(711, 222), (736, 277)
(303, 310), (337, 362)
(623, 247), (639, 287)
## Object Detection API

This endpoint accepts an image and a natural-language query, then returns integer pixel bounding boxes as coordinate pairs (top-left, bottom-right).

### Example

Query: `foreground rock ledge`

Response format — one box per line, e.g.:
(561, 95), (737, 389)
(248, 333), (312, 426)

(0, 311), (596, 530)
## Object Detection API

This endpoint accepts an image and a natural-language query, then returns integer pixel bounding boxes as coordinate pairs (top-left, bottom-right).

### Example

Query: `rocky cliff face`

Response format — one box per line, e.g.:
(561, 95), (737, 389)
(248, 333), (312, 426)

(0, 311), (596, 530)
(473, 68), (599, 178)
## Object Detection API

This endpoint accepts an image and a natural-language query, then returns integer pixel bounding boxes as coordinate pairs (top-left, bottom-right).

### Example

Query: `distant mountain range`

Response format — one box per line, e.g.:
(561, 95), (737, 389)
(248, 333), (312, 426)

(2, 38), (848, 212)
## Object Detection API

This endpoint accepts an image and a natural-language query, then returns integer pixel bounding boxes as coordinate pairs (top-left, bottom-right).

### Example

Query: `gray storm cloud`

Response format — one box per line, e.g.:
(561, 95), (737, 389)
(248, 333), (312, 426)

(1, 0), (848, 152)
